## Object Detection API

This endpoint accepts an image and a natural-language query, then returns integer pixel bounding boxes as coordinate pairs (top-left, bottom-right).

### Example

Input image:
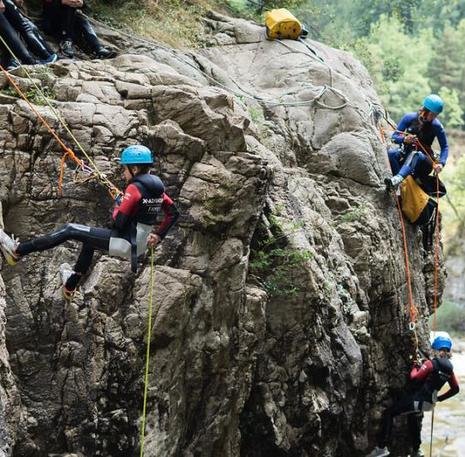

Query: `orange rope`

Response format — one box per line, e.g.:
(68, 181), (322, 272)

(431, 175), (441, 332)
(0, 64), (84, 194)
(0, 64), (121, 198)
(394, 196), (419, 326)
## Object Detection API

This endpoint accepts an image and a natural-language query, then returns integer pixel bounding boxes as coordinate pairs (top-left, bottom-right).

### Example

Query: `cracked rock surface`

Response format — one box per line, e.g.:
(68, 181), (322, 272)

(0, 13), (443, 457)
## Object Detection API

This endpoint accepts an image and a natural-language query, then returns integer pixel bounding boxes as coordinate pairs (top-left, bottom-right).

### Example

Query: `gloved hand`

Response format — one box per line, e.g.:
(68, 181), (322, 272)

(403, 134), (417, 145)
(114, 193), (123, 206)
(433, 163), (443, 175)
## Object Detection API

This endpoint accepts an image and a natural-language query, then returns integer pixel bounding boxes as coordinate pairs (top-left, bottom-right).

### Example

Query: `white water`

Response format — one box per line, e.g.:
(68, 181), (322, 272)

(421, 351), (465, 456)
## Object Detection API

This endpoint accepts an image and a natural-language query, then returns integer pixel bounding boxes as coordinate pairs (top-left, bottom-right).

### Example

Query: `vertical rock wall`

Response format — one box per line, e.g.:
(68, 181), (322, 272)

(0, 15), (444, 457)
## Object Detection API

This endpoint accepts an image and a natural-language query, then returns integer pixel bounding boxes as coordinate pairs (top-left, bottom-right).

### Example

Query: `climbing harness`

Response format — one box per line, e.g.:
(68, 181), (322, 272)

(0, 35), (121, 199)
(139, 246), (155, 457)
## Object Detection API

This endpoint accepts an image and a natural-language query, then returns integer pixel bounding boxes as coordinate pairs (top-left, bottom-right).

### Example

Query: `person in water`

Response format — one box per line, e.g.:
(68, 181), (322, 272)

(0, 145), (179, 299)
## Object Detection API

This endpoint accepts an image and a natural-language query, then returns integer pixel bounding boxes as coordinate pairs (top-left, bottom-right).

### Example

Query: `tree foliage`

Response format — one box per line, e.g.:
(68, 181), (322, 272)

(225, 0), (465, 129)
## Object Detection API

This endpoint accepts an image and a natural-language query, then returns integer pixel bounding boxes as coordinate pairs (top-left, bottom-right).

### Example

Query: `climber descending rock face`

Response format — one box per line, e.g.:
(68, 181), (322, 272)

(0, 144), (178, 299)
(366, 335), (459, 457)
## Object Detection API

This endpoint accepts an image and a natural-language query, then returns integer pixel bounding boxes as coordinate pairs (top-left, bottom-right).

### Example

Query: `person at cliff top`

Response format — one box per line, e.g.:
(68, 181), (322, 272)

(0, 145), (179, 299)
(367, 334), (460, 457)
(42, 0), (116, 59)
(0, 0), (58, 70)
(384, 94), (449, 191)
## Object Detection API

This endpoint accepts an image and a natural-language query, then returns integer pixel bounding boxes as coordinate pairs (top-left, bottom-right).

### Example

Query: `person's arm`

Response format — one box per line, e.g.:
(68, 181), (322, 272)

(392, 114), (415, 144)
(410, 359), (433, 381)
(112, 183), (141, 231)
(147, 193), (179, 247)
(438, 373), (460, 402)
(434, 121), (449, 168)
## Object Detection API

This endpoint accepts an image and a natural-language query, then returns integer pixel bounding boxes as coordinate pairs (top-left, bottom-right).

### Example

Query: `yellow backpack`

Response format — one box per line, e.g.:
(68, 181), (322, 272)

(265, 8), (302, 40)
(400, 175), (436, 225)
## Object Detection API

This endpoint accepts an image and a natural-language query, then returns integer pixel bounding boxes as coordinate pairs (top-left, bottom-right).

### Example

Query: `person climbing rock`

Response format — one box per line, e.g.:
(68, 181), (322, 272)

(0, 0), (57, 69)
(42, 0), (117, 59)
(385, 94), (449, 191)
(366, 334), (460, 457)
(0, 145), (179, 299)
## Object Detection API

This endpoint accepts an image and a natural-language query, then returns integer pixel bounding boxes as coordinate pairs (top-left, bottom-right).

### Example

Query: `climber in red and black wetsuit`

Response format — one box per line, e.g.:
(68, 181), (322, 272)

(367, 334), (460, 457)
(0, 145), (179, 299)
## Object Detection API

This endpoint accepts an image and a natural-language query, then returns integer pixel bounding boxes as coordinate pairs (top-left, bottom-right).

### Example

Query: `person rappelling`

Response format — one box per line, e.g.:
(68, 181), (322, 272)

(366, 334), (460, 457)
(384, 94), (449, 191)
(0, 144), (179, 299)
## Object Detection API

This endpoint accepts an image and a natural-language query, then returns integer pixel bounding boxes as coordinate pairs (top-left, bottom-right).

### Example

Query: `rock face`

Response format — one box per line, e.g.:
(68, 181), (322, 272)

(0, 13), (443, 457)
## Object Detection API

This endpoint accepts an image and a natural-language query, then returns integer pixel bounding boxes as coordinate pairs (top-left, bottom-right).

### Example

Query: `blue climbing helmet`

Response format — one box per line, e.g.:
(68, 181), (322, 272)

(431, 334), (452, 351)
(120, 145), (154, 165)
(422, 94), (444, 114)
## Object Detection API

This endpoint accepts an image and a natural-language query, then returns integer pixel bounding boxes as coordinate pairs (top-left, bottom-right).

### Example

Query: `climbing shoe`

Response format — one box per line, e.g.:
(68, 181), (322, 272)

(40, 53), (58, 65)
(0, 229), (19, 265)
(384, 174), (404, 191)
(59, 263), (77, 301)
(366, 446), (390, 457)
(5, 58), (21, 72)
(94, 46), (117, 59)
(410, 449), (424, 457)
(59, 40), (75, 59)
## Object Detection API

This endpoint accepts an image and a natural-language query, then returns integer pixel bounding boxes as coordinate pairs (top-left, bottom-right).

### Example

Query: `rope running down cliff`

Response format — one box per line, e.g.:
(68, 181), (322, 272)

(0, 35), (121, 199)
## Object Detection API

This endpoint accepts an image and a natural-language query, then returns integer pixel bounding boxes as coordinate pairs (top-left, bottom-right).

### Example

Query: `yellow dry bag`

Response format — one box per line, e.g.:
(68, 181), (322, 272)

(400, 175), (436, 225)
(265, 8), (302, 40)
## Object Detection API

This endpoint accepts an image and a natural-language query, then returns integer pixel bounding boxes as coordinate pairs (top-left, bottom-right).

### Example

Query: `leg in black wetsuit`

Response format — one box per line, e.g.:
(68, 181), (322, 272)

(378, 395), (413, 447)
(16, 223), (112, 290)
(0, 11), (36, 64)
(3, 0), (54, 60)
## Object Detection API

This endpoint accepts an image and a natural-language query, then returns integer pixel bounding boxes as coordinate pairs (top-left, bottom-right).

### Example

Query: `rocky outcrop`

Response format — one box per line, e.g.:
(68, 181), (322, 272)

(0, 12), (443, 457)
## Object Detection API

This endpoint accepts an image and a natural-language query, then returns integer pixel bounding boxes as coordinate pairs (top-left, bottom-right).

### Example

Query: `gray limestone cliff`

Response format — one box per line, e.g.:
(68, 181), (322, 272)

(0, 12), (444, 457)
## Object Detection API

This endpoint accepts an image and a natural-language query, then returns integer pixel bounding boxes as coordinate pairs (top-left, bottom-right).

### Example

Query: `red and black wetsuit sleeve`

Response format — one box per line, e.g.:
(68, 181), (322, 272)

(154, 193), (179, 239)
(438, 373), (460, 401)
(410, 359), (460, 401)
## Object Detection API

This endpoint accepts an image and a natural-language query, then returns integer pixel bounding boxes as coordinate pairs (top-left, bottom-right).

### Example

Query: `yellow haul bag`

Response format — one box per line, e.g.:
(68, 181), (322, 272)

(400, 175), (431, 224)
(265, 8), (302, 40)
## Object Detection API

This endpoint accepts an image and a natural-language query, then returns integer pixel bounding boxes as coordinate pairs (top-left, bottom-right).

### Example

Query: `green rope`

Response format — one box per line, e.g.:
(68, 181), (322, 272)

(429, 407), (435, 457)
(140, 247), (155, 457)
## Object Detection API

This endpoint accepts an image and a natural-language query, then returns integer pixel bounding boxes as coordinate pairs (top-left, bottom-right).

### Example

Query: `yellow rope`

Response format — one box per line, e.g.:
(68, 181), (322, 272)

(140, 246), (155, 457)
(0, 34), (121, 197)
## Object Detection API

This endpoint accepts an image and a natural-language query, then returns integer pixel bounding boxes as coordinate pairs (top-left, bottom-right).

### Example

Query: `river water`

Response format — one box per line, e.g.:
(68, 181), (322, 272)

(420, 351), (465, 456)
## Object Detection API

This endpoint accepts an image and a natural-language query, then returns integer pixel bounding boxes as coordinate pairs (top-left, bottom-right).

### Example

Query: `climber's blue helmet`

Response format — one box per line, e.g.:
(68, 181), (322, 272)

(422, 94), (444, 114)
(120, 145), (154, 165)
(432, 335), (452, 351)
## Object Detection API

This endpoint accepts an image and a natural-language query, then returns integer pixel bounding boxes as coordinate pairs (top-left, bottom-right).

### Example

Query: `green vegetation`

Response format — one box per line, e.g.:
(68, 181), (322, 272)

(1, 85), (55, 106)
(339, 205), (366, 223)
(249, 214), (313, 297)
(431, 300), (465, 335)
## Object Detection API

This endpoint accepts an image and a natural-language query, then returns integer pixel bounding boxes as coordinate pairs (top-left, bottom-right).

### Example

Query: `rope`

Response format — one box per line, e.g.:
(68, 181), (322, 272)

(432, 175), (441, 333)
(0, 34), (121, 199)
(139, 246), (155, 457)
(394, 195), (419, 352)
(429, 406), (435, 457)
